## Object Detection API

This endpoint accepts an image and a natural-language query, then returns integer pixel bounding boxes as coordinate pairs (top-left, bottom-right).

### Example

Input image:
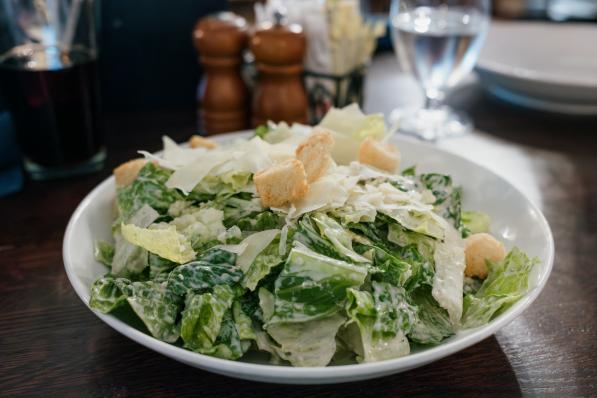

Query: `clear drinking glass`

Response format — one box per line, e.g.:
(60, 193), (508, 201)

(0, 0), (104, 180)
(389, 0), (490, 140)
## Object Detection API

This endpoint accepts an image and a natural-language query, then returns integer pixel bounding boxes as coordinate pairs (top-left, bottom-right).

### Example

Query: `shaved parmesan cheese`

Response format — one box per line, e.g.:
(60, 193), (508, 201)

(217, 229), (281, 272)
(162, 136), (207, 168)
(166, 150), (233, 193)
(286, 173), (358, 219)
(235, 229), (280, 272)
(138, 150), (178, 170)
(432, 224), (466, 324)
(217, 242), (249, 255)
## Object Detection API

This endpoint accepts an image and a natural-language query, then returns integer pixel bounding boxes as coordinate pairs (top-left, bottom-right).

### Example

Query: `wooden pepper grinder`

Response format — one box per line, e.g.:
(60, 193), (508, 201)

(250, 13), (308, 126)
(193, 12), (249, 135)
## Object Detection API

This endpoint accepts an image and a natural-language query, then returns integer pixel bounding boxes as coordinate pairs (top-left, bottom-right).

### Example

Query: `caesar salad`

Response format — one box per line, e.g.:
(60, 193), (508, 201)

(89, 104), (537, 366)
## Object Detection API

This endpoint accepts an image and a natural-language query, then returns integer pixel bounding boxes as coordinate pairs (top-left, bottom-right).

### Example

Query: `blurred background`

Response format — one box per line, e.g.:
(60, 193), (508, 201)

(98, 0), (597, 112)
(1, 0), (596, 195)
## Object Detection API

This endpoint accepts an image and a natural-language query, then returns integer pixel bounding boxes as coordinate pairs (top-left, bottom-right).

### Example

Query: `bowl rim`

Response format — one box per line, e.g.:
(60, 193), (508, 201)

(63, 132), (555, 383)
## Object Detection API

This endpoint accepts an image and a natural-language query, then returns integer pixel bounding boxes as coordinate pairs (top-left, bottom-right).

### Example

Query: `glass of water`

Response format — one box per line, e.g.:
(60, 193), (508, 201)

(389, 0), (490, 140)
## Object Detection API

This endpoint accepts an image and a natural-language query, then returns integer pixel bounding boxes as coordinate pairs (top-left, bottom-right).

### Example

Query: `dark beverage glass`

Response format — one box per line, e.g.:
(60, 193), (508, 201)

(0, 0), (104, 180)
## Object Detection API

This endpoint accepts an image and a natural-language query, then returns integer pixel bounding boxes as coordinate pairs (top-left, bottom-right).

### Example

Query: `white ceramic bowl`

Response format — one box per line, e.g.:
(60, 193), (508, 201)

(477, 21), (597, 114)
(63, 133), (554, 384)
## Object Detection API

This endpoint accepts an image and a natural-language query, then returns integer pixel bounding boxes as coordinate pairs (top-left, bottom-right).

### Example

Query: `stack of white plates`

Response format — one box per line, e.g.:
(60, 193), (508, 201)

(477, 21), (597, 115)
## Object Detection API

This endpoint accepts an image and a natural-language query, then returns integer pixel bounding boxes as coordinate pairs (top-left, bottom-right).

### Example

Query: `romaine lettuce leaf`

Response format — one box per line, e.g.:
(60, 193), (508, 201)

(349, 217), (433, 291)
(91, 277), (182, 342)
(235, 229), (280, 272)
(166, 249), (242, 296)
(342, 282), (415, 362)
(121, 223), (196, 264)
(259, 287), (275, 322)
(89, 276), (128, 313)
(242, 239), (284, 291)
(408, 287), (454, 345)
(387, 222), (435, 260)
(90, 274), (184, 343)
(169, 207), (226, 250)
(235, 211), (282, 232)
(180, 285), (235, 354)
(222, 196), (263, 226)
(116, 162), (183, 222)
(295, 216), (352, 262)
(462, 248), (538, 328)
(193, 171), (252, 197)
(269, 243), (367, 324)
(94, 240), (114, 267)
(124, 280), (182, 343)
(380, 205), (446, 241)
(148, 254), (176, 279)
(266, 313), (346, 367)
(181, 290), (254, 360)
(111, 205), (160, 276)
(419, 173), (463, 231)
(233, 301), (256, 341)
(461, 211), (491, 236)
(312, 213), (371, 263)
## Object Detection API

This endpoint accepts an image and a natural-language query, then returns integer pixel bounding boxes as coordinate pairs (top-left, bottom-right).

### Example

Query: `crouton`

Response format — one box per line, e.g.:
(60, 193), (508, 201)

(295, 128), (335, 182)
(188, 135), (217, 149)
(464, 233), (506, 279)
(113, 159), (147, 187)
(358, 137), (400, 172)
(254, 159), (309, 207)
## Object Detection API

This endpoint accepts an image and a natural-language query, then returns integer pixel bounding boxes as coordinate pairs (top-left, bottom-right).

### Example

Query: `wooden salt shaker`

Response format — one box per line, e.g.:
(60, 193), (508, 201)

(193, 12), (249, 135)
(250, 14), (308, 126)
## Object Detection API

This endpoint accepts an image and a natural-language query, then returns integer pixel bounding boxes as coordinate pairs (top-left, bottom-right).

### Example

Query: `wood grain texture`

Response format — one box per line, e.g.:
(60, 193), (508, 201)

(1, 55), (596, 397)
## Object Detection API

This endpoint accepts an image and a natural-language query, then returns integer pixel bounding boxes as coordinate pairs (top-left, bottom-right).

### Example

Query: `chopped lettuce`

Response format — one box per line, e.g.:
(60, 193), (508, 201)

(90, 277), (181, 342)
(462, 248), (538, 328)
(419, 173), (463, 230)
(169, 207), (226, 250)
(409, 287), (454, 345)
(343, 282), (414, 362)
(116, 162), (183, 222)
(269, 243), (367, 324)
(89, 106), (539, 366)
(312, 213), (371, 264)
(180, 285), (235, 354)
(242, 239), (284, 291)
(111, 205), (159, 277)
(234, 229), (280, 272)
(94, 240), (114, 267)
(236, 211), (282, 232)
(124, 280), (182, 342)
(266, 314), (346, 367)
(149, 254), (176, 279)
(461, 211), (491, 236)
(295, 215), (353, 262)
(193, 171), (252, 197)
(166, 249), (242, 296)
(254, 124), (270, 139)
(89, 276), (128, 313)
(121, 223), (196, 264)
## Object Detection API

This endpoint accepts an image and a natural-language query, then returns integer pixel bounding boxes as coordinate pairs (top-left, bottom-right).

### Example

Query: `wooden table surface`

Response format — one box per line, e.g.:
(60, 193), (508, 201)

(1, 53), (596, 397)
